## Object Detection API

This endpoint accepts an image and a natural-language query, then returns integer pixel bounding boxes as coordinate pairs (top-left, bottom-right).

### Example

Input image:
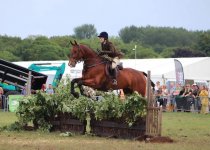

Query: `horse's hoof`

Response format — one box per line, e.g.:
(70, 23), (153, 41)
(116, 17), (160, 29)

(72, 92), (79, 98)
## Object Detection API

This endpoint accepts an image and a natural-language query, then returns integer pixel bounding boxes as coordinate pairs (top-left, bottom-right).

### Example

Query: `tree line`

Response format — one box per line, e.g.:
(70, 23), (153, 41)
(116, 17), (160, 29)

(0, 24), (210, 62)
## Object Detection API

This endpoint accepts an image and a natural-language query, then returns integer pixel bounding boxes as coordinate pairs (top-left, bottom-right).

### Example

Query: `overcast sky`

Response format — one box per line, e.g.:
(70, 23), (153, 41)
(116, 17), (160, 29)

(1, 0), (210, 38)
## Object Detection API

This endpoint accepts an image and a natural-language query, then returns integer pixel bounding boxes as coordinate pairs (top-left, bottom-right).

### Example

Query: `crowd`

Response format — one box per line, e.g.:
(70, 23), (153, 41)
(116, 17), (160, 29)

(154, 81), (210, 114)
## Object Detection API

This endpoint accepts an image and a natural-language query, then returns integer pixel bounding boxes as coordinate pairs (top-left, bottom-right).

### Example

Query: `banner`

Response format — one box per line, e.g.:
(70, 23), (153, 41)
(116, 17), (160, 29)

(8, 95), (23, 112)
(174, 59), (184, 85)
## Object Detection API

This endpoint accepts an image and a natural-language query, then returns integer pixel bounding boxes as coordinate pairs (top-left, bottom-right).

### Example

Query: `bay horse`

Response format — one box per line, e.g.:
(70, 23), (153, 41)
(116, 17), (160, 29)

(68, 41), (154, 98)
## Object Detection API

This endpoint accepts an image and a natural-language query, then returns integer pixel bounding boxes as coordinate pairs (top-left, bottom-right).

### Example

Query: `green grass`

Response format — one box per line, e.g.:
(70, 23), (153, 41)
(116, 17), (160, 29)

(0, 112), (18, 127)
(0, 111), (210, 150)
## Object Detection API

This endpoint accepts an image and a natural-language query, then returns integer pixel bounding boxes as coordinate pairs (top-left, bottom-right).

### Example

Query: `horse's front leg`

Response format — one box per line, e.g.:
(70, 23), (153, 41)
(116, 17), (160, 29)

(71, 78), (82, 98)
(77, 80), (85, 96)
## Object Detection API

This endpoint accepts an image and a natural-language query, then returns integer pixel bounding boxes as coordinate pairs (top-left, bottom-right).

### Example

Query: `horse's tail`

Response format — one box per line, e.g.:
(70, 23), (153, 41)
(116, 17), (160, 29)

(143, 72), (155, 90)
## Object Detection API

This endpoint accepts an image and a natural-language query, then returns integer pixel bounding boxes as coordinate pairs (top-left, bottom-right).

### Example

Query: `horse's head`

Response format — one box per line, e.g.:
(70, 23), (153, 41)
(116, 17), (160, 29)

(67, 40), (98, 67)
(67, 40), (83, 67)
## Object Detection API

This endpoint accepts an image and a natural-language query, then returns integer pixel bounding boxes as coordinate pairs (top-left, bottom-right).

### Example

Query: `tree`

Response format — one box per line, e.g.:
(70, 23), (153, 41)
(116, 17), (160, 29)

(171, 48), (206, 58)
(74, 24), (97, 39)
(16, 36), (67, 61)
(197, 31), (210, 56)
(0, 51), (21, 61)
(119, 25), (141, 43)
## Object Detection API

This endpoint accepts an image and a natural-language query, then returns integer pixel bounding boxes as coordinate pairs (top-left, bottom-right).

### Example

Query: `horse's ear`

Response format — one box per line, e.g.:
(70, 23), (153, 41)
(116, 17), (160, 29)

(70, 41), (74, 46)
(74, 40), (78, 46)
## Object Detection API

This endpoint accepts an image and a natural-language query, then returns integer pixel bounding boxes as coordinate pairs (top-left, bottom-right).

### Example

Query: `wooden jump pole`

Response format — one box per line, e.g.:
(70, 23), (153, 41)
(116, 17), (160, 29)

(26, 71), (32, 95)
(145, 70), (162, 137)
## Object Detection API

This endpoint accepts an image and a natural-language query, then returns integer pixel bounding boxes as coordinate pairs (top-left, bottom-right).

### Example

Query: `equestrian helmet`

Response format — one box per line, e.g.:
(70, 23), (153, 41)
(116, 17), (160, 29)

(98, 32), (108, 39)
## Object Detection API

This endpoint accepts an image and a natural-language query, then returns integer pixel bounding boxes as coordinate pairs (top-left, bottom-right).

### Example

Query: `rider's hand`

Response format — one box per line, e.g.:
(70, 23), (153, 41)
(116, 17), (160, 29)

(98, 52), (104, 55)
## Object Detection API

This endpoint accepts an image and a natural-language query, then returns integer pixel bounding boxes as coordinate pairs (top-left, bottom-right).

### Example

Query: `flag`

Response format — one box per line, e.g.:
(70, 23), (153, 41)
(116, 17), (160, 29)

(174, 59), (184, 85)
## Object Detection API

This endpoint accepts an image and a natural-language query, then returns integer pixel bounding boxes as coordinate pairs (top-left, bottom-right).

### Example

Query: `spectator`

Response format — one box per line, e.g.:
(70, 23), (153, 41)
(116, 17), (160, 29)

(21, 83), (27, 95)
(199, 85), (209, 114)
(154, 81), (161, 94)
(183, 84), (192, 97)
(0, 87), (4, 109)
(46, 84), (54, 94)
(169, 82), (176, 111)
(41, 84), (47, 92)
(178, 85), (185, 96)
(191, 83), (200, 112)
(161, 84), (169, 110)
(155, 86), (162, 107)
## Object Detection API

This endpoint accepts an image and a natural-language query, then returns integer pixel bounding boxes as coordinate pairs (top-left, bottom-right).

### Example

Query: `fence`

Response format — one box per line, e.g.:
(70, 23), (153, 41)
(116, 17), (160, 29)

(155, 95), (210, 113)
(145, 71), (162, 137)
(0, 95), (8, 111)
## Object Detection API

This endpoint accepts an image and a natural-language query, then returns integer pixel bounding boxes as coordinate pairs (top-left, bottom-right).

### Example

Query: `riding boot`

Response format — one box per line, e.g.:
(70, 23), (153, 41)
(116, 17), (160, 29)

(112, 68), (117, 85)
(117, 62), (123, 70)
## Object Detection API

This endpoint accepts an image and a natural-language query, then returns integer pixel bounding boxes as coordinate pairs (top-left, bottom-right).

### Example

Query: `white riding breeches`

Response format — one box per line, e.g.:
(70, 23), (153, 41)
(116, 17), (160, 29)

(111, 57), (120, 69)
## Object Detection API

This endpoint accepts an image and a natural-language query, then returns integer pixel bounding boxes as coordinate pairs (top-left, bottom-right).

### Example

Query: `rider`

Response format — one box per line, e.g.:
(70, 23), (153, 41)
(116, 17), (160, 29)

(97, 31), (123, 85)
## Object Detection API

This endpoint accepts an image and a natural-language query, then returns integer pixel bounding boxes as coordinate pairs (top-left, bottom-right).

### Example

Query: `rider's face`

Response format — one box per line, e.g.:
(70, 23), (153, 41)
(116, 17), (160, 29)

(99, 37), (105, 43)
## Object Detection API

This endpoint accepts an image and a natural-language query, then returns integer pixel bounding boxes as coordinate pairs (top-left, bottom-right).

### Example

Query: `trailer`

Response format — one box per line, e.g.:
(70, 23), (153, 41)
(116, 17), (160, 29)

(0, 59), (47, 96)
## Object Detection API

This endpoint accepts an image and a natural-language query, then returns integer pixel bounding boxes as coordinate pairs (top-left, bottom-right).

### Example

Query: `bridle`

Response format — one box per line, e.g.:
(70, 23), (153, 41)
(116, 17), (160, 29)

(68, 45), (83, 66)
(68, 45), (109, 69)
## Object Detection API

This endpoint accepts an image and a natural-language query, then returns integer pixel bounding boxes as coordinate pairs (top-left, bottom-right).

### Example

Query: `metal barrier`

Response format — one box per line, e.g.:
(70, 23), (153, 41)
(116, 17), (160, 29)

(1, 95), (8, 112)
(155, 95), (210, 113)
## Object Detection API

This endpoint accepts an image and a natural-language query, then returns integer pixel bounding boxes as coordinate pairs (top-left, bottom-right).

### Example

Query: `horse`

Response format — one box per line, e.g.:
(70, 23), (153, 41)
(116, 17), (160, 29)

(67, 41), (154, 98)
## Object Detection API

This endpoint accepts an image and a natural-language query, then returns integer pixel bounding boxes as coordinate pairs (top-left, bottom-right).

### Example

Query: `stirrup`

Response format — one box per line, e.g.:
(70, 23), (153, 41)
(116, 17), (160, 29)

(112, 79), (117, 85)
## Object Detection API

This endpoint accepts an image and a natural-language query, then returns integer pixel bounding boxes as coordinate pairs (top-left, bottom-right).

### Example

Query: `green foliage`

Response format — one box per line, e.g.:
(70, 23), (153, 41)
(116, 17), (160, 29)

(0, 50), (21, 61)
(119, 26), (198, 46)
(16, 92), (56, 131)
(16, 36), (67, 61)
(0, 26), (209, 60)
(93, 92), (147, 125)
(66, 97), (94, 121)
(16, 79), (92, 131)
(122, 93), (147, 124)
(196, 31), (210, 56)
(93, 93), (123, 120)
(171, 47), (207, 58)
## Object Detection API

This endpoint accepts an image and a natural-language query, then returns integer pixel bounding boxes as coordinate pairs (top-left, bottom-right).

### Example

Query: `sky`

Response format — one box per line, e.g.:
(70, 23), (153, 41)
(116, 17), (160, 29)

(1, 0), (210, 39)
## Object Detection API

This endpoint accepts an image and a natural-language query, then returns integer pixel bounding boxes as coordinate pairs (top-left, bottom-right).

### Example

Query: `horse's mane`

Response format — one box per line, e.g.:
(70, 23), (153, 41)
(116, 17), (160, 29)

(79, 44), (98, 56)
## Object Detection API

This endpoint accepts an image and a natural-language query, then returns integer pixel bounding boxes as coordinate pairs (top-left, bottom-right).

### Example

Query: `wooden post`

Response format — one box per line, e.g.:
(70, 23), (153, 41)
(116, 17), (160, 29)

(158, 107), (162, 136)
(146, 71), (151, 106)
(146, 70), (151, 136)
(26, 71), (32, 95)
(146, 70), (162, 137)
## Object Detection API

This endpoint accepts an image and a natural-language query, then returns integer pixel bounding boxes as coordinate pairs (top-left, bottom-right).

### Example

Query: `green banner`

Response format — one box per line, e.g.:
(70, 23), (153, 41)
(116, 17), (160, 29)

(9, 95), (23, 112)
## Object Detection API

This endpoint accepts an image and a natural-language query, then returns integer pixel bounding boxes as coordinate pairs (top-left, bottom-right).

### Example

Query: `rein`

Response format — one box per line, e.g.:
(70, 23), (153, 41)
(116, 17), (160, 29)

(70, 44), (109, 69)
(83, 58), (108, 69)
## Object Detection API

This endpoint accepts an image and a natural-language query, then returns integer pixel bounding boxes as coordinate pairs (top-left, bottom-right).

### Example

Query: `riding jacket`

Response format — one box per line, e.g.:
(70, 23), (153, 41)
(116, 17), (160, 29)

(100, 41), (123, 58)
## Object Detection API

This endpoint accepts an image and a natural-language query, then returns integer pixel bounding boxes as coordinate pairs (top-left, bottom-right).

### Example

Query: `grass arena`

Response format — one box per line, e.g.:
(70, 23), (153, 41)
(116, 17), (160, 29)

(0, 112), (210, 150)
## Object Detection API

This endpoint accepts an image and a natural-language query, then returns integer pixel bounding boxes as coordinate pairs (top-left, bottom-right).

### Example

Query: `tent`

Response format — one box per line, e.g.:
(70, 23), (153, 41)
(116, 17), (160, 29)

(13, 57), (210, 83)
(121, 57), (210, 82)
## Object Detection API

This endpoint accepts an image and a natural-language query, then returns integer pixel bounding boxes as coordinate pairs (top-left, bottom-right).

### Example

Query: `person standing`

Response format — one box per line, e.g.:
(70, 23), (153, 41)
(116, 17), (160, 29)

(0, 87), (4, 109)
(46, 84), (54, 94)
(199, 85), (209, 114)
